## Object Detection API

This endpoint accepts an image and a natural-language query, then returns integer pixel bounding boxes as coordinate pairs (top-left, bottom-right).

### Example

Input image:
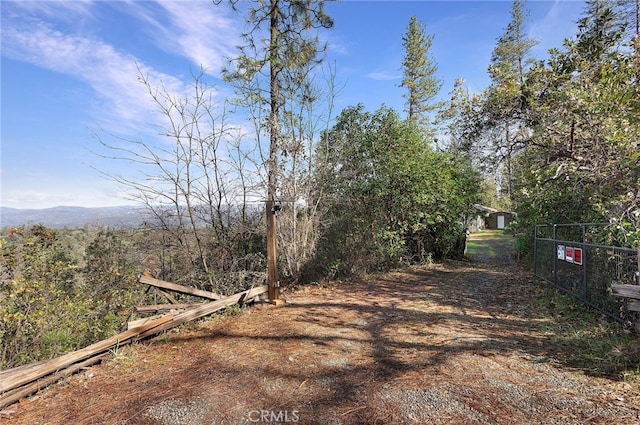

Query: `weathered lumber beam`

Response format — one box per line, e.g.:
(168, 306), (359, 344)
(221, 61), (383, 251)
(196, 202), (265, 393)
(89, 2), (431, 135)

(134, 303), (203, 313)
(127, 314), (166, 330)
(0, 285), (267, 403)
(139, 275), (223, 300)
(0, 314), (175, 394)
(0, 353), (109, 409)
(627, 300), (640, 312)
(611, 284), (640, 300)
(138, 285), (268, 339)
(158, 289), (179, 304)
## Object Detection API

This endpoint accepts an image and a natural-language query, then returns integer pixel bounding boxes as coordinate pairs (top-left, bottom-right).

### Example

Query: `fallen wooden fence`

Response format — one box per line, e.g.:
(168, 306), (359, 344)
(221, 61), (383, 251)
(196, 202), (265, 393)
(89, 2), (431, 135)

(139, 274), (223, 300)
(135, 303), (203, 313)
(612, 283), (640, 332)
(612, 284), (640, 312)
(0, 284), (267, 409)
(0, 354), (110, 410)
(136, 285), (267, 339)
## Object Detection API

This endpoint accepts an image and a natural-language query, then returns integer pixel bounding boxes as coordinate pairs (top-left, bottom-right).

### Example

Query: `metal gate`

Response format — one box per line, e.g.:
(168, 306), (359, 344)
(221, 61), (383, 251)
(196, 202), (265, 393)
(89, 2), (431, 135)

(534, 223), (639, 322)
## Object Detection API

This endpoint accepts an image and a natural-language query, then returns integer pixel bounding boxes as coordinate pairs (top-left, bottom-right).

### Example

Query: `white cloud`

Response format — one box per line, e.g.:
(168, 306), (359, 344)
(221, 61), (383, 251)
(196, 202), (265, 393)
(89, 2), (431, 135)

(4, 0), (95, 22)
(367, 71), (401, 81)
(156, 1), (238, 73)
(324, 30), (350, 57)
(0, 1), (238, 129)
(113, 0), (239, 75)
(1, 13), (190, 131)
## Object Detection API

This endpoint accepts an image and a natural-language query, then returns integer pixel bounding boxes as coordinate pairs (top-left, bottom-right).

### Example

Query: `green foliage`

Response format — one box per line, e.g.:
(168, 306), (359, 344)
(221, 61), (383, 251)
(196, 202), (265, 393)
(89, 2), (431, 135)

(224, 304), (244, 316)
(84, 228), (143, 320)
(1, 226), (82, 368)
(511, 9), (639, 246)
(0, 220), (273, 369)
(315, 105), (481, 276)
(0, 225), (148, 369)
(451, 0), (640, 251)
(536, 284), (640, 379)
(488, 0), (537, 85)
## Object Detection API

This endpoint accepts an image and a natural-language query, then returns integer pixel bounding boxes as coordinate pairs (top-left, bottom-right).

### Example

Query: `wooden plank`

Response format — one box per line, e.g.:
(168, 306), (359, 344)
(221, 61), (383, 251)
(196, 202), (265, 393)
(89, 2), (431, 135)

(128, 314), (166, 330)
(0, 314), (175, 393)
(135, 303), (202, 313)
(0, 285), (267, 399)
(139, 275), (223, 300)
(158, 289), (179, 304)
(611, 284), (640, 300)
(627, 300), (640, 312)
(0, 285), (267, 396)
(138, 285), (268, 339)
(0, 353), (109, 409)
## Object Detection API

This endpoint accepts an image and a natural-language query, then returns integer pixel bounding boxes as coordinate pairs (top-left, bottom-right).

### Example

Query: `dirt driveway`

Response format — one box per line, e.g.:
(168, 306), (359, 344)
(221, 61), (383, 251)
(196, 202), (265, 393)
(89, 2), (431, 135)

(3, 231), (640, 424)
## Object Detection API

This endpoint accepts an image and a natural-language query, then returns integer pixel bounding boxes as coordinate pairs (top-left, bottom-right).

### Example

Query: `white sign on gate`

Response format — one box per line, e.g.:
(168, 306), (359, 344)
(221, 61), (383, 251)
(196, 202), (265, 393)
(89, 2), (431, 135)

(557, 245), (566, 260)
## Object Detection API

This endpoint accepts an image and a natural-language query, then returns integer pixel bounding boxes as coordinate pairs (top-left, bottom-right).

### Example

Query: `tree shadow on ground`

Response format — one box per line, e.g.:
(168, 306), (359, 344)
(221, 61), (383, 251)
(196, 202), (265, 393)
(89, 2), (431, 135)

(119, 257), (583, 423)
(19, 230), (639, 425)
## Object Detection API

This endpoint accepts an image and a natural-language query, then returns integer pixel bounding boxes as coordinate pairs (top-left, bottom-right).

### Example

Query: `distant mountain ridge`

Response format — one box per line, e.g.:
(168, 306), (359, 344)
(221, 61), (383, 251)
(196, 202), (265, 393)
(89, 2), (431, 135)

(0, 206), (151, 229)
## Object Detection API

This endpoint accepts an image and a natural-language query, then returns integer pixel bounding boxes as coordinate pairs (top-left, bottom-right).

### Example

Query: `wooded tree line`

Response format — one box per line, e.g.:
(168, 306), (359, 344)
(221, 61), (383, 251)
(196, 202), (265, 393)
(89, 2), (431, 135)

(0, 226), (146, 368)
(449, 0), (640, 249)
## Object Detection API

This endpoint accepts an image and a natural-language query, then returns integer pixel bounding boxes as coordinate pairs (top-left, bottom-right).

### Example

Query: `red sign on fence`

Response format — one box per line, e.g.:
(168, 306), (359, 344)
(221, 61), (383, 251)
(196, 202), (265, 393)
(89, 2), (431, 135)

(573, 248), (583, 265)
(563, 247), (583, 265)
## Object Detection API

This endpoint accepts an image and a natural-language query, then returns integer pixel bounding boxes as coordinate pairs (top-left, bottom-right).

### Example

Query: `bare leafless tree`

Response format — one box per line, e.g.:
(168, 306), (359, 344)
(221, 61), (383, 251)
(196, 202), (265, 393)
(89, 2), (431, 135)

(277, 63), (339, 280)
(95, 69), (265, 293)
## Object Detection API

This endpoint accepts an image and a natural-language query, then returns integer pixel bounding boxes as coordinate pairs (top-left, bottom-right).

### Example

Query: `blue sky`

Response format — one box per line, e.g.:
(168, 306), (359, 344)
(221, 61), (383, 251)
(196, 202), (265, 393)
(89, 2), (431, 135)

(1, 0), (586, 209)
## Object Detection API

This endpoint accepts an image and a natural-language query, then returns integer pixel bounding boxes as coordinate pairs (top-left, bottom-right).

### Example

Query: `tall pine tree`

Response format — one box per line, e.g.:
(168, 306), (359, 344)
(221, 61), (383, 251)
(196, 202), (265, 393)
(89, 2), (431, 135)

(400, 16), (441, 133)
(482, 0), (537, 201)
(223, 0), (333, 298)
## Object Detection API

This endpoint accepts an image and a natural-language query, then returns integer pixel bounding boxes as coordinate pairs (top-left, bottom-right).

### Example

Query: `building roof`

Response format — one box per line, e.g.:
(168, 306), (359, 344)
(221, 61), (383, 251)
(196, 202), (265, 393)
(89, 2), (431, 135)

(472, 204), (498, 213)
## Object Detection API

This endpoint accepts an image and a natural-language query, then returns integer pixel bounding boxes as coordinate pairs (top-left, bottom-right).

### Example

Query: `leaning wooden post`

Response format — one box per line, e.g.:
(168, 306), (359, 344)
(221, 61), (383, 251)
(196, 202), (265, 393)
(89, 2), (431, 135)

(266, 200), (280, 302)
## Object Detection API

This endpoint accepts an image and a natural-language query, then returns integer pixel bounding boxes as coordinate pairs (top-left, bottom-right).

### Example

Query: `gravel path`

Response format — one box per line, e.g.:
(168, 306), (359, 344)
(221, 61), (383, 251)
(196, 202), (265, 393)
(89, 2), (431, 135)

(5, 231), (639, 424)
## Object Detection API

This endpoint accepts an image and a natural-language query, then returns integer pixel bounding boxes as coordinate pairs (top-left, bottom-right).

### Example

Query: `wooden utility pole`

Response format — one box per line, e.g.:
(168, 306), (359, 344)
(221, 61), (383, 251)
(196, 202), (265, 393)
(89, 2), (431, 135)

(266, 0), (281, 303)
(266, 200), (279, 302)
